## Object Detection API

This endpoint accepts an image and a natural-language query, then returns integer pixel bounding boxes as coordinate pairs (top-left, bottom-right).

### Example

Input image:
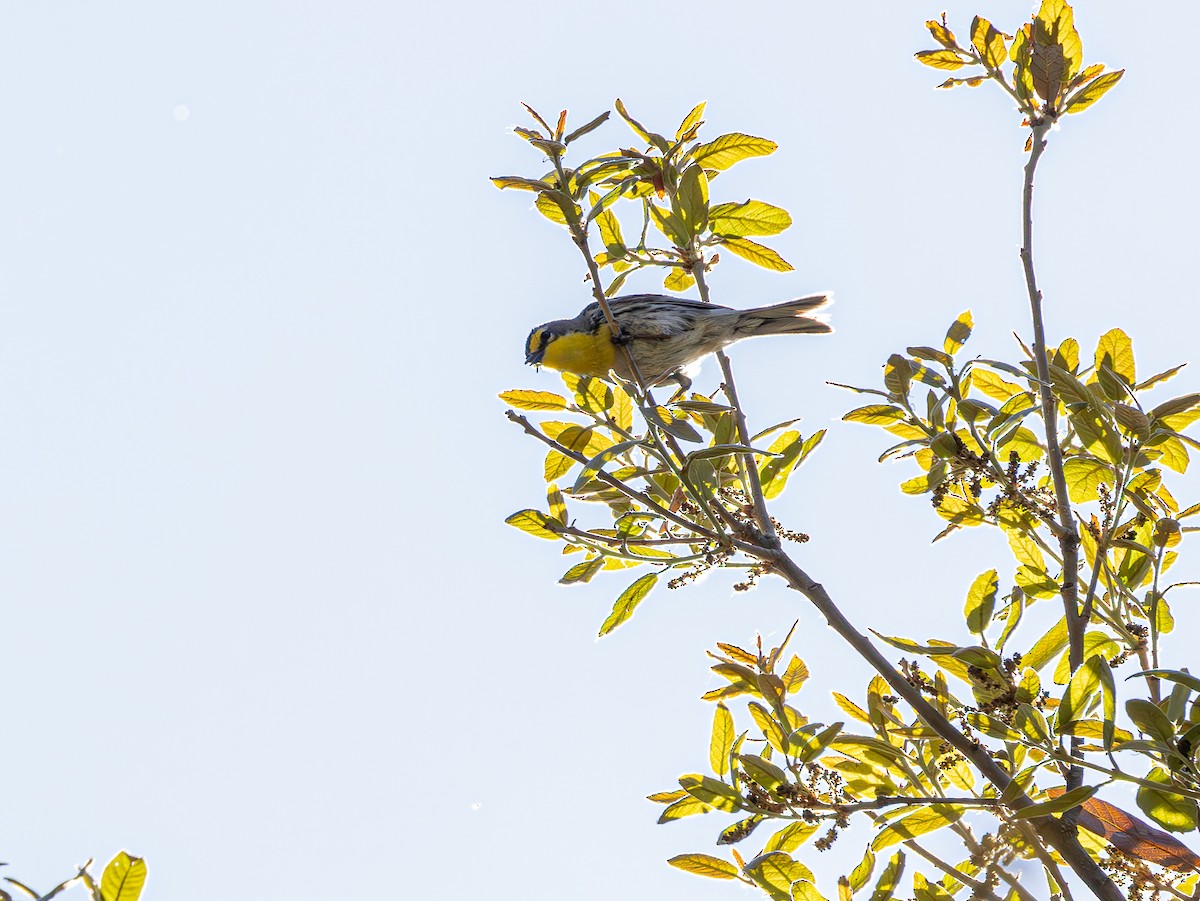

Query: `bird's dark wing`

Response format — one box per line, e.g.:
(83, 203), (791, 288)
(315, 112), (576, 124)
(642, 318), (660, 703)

(583, 295), (731, 339)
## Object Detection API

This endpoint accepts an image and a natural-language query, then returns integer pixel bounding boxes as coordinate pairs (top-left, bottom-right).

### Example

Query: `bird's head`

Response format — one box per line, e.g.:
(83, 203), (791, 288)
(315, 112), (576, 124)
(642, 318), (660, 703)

(525, 324), (557, 366)
(524, 314), (614, 377)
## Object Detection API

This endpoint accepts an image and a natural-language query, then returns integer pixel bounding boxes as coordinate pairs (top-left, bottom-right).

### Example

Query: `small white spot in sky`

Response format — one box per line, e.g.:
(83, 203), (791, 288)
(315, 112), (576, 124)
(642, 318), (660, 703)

(470, 802), (482, 811)
(174, 105), (190, 122)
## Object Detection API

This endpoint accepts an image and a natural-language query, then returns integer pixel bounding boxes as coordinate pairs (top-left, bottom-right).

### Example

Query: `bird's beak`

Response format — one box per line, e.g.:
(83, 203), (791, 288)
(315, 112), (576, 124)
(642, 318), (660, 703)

(526, 348), (544, 365)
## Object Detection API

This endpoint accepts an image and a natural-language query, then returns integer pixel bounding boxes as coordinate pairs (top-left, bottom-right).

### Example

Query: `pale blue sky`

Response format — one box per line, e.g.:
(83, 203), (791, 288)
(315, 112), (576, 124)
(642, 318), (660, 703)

(0, 2), (1196, 899)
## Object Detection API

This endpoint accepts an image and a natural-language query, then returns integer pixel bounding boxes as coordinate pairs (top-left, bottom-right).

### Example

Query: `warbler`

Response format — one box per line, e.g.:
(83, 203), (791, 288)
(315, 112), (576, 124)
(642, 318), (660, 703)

(525, 293), (832, 389)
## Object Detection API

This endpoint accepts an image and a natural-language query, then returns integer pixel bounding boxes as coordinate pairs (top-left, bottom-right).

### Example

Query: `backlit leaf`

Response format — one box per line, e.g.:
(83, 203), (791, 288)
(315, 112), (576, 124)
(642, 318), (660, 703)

(971, 16), (1008, 69)
(719, 236), (793, 272)
(599, 573), (658, 636)
(944, 311), (972, 355)
(101, 852), (147, 901)
(692, 133), (777, 171)
(1095, 328), (1136, 386)
(1063, 456), (1112, 502)
(1064, 69), (1125, 114)
(872, 806), (962, 850)
(1136, 767), (1199, 832)
(668, 853), (739, 879)
(915, 49), (970, 70)
(964, 570), (998, 635)
(708, 199), (792, 237)
(1013, 784), (1099, 819)
(505, 509), (560, 541)
(499, 389), (568, 410)
(710, 703), (735, 776)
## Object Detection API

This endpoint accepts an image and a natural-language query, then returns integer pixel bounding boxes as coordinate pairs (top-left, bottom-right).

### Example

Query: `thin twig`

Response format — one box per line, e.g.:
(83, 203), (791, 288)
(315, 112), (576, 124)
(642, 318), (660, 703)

(690, 262), (780, 546)
(505, 411), (720, 540)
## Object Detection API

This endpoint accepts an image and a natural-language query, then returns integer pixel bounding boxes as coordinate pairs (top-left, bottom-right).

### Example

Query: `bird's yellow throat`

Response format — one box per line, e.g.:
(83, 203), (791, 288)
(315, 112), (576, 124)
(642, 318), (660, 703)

(539, 326), (616, 377)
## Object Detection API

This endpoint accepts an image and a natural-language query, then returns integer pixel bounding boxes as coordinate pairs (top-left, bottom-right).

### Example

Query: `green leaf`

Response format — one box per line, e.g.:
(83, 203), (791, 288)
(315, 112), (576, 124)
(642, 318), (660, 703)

(743, 852), (810, 901)
(1069, 407), (1123, 466)
(873, 806), (955, 849)
(560, 557), (604, 585)
(490, 175), (556, 192)
(1145, 434), (1190, 474)
(1058, 655), (1104, 730)
(663, 267), (695, 293)
(657, 794), (711, 823)
(562, 110), (611, 145)
(675, 101), (706, 141)
(1064, 69), (1125, 113)
(944, 311), (973, 355)
(971, 16), (1008, 69)
(648, 202), (691, 247)
(599, 573), (658, 636)
(870, 852), (904, 901)
(1130, 669), (1200, 694)
(505, 509), (560, 541)
(719, 236), (793, 271)
(740, 752), (788, 792)
(708, 199), (792, 237)
(614, 98), (668, 151)
(1150, 393), (1200, 429)
(1094, 328), (1136, 386)
(1023, 616), (1069, 672)
(1012, 784), (1099, 819)
(642, 405), (704, 443)
(677, 164), (710, 235)
(1062, 456), (1112, 502)
(667, 853), (739, 880)
(849, 846), (876, 892)
(926, 18), (958, 49)
(567, 374), (615, 413)
(964, 570), (998, 636)
(710, 703), (735, 776)
(763, 821), (819, 853)
(970, 368), (1022, 401)
(679, 773), (742, 812)
(1126, 698), (1177, 746)
(915, 49), (970, 70)
(691, 133), (777, 171)
(758, 430), (805, 499)
(101, 852), (147, 901)
(843, 405), (910, 426)
(1136, 767), (1199, 832)
(499, 389), (568, 410)
(595, 207), (626, 256)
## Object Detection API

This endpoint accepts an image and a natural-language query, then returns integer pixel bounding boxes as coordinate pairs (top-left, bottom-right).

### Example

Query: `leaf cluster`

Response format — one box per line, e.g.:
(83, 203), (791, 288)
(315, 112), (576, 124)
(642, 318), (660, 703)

(502, 372), (822, 636)
(917, 1), (1124, 130)
(493, 100), (795, 295)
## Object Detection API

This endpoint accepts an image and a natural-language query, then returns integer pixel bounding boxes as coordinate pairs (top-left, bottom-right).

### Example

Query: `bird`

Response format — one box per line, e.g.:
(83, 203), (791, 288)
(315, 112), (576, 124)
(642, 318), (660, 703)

(524, 293), (832, 390)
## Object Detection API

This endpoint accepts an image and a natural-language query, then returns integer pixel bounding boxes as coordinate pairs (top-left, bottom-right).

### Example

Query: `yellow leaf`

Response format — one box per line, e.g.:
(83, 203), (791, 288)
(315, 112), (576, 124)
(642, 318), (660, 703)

(1065, 69), (1125, 113)
(505, 509), (560, 541)
(1095, 328), (1136, 386)
(691, 133), (777, 171)
(719, 236), (793, 272)
(915, 49), (970, 70)
(599, 572), (658, 636)
(498, 389), (568, 410)
(667, 854), (739, 880)
(663, 267), (696, 292)
(944, 311), (973, 354)
(101, 853), (148, 901)
(971, 16), (1008, 69)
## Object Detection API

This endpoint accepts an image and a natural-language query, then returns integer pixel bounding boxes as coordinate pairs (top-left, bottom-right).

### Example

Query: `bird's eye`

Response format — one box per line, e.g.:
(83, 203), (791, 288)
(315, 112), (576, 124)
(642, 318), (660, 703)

(541, 331), (553, 349)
